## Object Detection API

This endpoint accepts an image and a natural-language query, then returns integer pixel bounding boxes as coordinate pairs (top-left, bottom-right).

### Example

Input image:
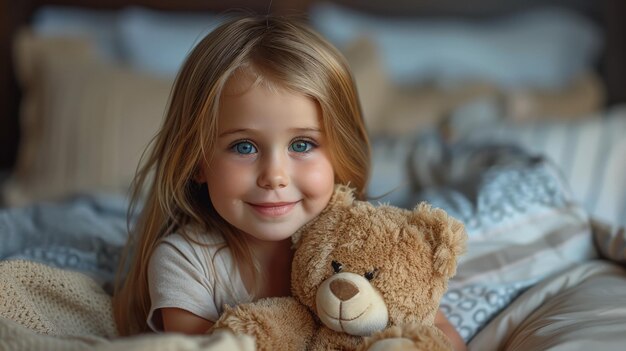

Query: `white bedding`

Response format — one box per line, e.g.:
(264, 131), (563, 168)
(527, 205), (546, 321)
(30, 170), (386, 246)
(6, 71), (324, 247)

(455, 104), (626, 231)
(0, 260), (254, 351)
(4, 5), (623, 350)
(2, 259), (625, 351)
(3, 132), (623, 348)
(470, 260), (626, 350)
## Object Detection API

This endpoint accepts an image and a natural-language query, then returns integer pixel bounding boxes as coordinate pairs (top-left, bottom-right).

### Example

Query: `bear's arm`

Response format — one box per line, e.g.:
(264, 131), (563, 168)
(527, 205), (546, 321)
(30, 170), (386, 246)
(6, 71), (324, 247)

(214, 296), (318, 351)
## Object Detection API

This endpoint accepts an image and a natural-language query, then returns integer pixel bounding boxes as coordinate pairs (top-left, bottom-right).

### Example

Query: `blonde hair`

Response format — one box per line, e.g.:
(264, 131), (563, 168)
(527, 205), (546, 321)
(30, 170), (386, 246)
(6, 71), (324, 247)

(113, 14), (370, 335)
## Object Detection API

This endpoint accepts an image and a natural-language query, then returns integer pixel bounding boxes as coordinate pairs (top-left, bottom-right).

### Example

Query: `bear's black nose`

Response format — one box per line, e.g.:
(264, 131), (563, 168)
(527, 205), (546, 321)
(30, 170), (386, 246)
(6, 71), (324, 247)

(330, 278), (359, 301)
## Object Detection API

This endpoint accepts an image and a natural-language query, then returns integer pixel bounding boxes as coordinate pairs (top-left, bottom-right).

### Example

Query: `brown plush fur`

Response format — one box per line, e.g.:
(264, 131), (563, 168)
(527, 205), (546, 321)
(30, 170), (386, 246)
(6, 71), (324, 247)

(358, 324), (452, 351)
(214, 185), (467, 351)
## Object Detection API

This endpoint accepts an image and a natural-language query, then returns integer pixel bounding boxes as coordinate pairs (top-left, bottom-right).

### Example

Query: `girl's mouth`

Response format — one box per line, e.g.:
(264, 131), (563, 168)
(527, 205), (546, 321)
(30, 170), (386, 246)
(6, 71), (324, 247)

(247, 201), (298, 217)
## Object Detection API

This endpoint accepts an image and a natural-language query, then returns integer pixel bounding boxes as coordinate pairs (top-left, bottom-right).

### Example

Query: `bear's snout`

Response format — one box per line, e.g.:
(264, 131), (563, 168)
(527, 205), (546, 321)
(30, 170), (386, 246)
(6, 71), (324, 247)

(316, 272), (389, 336)
(330, 278), (359, 301)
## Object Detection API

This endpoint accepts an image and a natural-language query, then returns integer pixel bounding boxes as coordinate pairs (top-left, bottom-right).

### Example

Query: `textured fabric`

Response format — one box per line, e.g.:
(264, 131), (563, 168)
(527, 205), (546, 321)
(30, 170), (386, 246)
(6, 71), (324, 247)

(0, 260), (116, 337)
(0, 192), (129, 291)
(426, 149), (597, 342)
(369, 134), (598, 341)
(0, 260), (255, 351)
(2, 129), (601, 343)
(593, 221), (626, 263)
(469, 260), (626, 351)
(147, 231), (251, 330)
(456, 105), (626, 230)
(0, 315), (255, 351)
(2, 30), (171, 206)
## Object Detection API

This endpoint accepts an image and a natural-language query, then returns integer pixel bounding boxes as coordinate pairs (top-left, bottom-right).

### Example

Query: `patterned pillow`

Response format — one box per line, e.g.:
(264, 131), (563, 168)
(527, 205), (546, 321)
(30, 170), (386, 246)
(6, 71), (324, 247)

(453, 107), (626, 231)
(399, 136), (597, 341)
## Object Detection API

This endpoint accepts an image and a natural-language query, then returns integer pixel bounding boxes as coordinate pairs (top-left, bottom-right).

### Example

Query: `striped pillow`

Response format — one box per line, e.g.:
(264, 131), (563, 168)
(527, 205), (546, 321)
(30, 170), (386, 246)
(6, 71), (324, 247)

(457, 106), (626, 231)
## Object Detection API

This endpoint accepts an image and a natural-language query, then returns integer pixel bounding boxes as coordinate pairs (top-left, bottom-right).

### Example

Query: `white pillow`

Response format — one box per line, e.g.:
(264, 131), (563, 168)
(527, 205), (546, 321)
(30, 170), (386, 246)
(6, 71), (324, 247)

(117, 7), (222, 76)
(31, 6), (121, 61)
(310, 3), (602, 88)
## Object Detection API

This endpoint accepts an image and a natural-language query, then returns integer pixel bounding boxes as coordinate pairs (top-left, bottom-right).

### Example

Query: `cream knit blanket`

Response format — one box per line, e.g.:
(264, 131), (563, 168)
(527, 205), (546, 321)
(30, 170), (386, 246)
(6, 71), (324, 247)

(0, 260), (254, 351)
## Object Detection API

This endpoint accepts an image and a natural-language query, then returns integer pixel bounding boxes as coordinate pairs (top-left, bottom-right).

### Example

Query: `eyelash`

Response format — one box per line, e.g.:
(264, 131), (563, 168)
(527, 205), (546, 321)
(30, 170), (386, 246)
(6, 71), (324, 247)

(228, 137), (318, 155)
(289, 138), (318, 153)
(230, 139), (257, 155)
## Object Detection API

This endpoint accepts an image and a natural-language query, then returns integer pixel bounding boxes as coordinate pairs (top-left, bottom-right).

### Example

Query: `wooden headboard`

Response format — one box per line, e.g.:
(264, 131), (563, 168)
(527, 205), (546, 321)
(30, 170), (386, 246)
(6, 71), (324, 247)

(1, 0), (625, 171)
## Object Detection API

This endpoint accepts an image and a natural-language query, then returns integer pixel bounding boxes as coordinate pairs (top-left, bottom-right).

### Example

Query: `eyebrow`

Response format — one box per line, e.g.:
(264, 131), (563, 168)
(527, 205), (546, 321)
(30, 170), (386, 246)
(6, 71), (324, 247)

(218, 127), (322, 138)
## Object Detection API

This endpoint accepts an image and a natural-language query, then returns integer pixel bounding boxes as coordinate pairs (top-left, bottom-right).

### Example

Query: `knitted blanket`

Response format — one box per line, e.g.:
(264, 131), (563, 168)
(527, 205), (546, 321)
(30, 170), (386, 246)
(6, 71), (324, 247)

(0, 260), (254, 351)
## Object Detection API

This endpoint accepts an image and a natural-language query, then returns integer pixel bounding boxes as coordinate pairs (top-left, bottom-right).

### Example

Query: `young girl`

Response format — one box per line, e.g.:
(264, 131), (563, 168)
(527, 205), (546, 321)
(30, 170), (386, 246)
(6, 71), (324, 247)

(113, 14), (466, 351)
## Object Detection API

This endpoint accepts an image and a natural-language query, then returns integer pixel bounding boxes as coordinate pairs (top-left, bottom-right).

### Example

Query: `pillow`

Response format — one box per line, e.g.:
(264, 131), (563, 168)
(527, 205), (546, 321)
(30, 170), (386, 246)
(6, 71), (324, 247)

(117, 7), (221, 76)
(310, 3), (602, 88)
(2, 30), (173, 206)
(30, 6), (222, 76)
(341, 37), (394, 134)
(31, 6), (122, 61)
(343, 36), (604, 138)
(504, 71), (605, 121)
(451, 107), (626, 230)
(343, 36), (502, 136)
(379, 135), (598, 340)
(472, 261), (626, 349)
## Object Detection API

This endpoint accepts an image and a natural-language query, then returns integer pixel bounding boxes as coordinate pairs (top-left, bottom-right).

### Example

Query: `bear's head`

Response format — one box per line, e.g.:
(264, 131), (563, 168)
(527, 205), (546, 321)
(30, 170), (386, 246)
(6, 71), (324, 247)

(291, 185), (466, 336)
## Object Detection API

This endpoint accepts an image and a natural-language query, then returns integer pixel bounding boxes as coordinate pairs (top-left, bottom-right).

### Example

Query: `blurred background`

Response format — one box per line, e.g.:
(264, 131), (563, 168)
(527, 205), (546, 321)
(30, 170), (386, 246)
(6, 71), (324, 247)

(0, 0), (624, 227)
(1, 2), (625, 345)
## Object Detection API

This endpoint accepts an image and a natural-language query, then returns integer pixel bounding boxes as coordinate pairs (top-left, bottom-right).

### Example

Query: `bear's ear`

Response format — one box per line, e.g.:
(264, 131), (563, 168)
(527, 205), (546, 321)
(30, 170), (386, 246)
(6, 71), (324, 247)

(410, 203), (467, 278)
(291, 184), (355, 247)
(329, 184), (356, 208)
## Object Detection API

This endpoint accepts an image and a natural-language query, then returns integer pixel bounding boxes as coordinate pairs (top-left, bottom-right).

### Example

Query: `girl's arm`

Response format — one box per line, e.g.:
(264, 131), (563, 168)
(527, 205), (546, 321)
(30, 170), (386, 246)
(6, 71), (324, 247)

(435, 309), (467, 351)
(161, 307), (214, 334)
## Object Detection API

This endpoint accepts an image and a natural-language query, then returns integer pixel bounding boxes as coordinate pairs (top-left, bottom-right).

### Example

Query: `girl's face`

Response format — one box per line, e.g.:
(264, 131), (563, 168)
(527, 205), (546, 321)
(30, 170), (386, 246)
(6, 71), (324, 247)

(198, 75), (335, 244)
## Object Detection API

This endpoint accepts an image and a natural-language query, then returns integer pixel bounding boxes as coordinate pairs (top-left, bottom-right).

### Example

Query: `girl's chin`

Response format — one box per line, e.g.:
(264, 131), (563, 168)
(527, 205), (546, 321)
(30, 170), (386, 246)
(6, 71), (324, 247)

(242, 228), (296, 244)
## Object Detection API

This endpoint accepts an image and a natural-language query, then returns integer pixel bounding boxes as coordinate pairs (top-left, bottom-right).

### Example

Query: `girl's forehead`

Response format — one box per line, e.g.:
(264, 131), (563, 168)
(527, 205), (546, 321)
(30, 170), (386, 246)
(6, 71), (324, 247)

(222, 70), (256, 96)
(216, 74), (323, 134)
(223, 66), (292, 98)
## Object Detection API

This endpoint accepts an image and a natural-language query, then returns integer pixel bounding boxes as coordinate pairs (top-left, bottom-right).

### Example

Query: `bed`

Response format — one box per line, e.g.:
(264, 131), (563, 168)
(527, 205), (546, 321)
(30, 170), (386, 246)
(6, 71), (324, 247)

(1, 1), (626, 350)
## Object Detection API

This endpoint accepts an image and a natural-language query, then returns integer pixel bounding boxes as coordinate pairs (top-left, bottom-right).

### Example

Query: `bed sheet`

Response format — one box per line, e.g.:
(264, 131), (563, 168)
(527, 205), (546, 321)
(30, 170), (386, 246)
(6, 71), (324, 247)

(469, 260), (626, 351)
(0, 193), (129, 292)
(452, 104), (626, 231)
(370, 133), (601, 341)
(0, 135), (622, 348)
(0, 259), (255, 351)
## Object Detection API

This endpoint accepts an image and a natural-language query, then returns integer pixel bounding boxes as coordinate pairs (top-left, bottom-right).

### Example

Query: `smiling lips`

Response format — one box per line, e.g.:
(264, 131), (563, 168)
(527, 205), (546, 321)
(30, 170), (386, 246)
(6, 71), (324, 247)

(248, 201), (299, 217)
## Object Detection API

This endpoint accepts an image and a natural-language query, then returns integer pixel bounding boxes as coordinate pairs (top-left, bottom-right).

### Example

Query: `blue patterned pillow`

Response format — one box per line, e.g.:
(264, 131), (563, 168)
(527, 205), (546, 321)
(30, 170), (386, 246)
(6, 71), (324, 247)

(402, 138), (597, 341)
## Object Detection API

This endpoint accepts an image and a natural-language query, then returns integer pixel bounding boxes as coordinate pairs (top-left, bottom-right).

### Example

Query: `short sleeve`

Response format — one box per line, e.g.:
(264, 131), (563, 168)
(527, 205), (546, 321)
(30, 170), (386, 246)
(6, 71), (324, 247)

(146, 236), (219, 331)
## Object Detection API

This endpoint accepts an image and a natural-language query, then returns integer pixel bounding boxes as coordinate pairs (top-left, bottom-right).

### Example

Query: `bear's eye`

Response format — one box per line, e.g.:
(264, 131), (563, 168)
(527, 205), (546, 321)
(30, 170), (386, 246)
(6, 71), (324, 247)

(364, 269), (378, 281)
(331, 260), (343, 273)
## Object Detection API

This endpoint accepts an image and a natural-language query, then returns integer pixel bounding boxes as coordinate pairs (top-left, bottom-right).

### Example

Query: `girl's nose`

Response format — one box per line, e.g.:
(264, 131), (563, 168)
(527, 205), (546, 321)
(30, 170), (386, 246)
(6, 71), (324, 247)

(257, 154), (289, 189)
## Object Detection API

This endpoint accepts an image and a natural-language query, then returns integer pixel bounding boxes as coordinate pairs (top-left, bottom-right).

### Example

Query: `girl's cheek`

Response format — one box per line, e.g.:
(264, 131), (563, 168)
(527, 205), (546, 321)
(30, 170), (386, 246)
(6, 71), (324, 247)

(298, 158), (335, 191)
(207, 158), (252, 187)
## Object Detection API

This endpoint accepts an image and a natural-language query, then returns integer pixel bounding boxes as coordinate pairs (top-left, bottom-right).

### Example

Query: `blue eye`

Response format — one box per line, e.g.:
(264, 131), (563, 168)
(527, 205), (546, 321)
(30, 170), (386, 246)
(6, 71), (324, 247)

(233, 141), (257, 154)
(289, 140), (314, 153)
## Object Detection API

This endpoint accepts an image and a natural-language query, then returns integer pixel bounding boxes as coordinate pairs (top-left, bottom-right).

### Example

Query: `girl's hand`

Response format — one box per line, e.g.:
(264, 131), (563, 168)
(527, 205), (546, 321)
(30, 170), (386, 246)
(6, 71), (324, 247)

(435, 309), (467, 351)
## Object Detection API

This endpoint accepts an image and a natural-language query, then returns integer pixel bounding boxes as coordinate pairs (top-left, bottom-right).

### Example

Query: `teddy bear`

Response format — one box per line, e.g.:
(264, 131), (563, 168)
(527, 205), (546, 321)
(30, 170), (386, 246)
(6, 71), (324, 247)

(213, 185), (467, 351)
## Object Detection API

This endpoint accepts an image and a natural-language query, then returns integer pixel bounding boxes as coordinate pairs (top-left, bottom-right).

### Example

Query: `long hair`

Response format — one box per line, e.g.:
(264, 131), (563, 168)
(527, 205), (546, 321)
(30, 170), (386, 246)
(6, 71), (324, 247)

(112, 14), (370, 335)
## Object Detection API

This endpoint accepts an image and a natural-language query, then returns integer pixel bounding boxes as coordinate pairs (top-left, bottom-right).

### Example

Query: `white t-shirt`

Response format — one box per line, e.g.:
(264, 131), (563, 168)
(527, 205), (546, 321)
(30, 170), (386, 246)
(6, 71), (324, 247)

(147, 228), (252, 331)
